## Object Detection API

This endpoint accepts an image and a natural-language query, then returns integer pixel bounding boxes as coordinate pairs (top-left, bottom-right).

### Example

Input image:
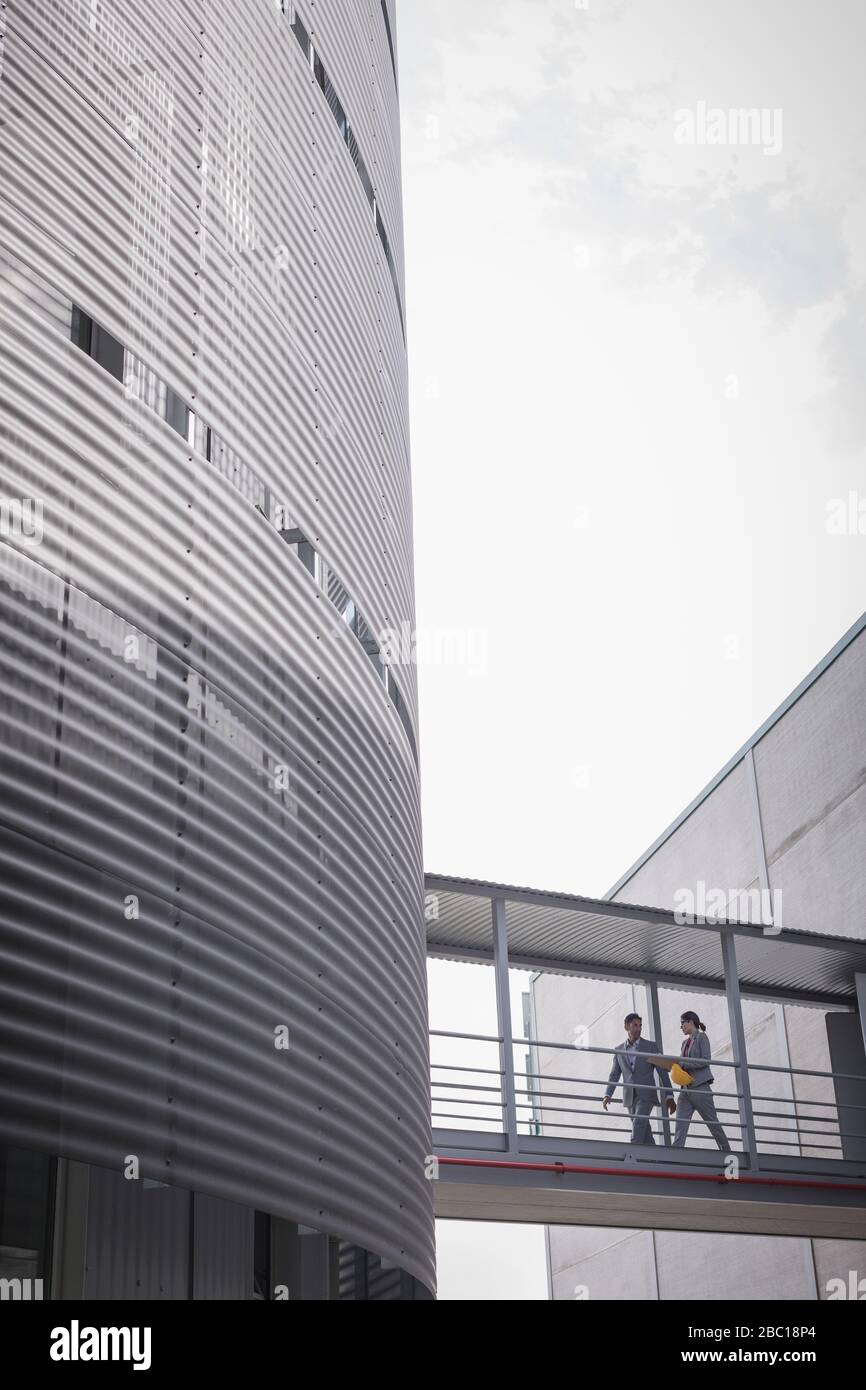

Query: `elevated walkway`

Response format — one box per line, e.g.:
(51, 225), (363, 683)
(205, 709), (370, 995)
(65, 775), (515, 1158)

(425, 876), (866, 1239)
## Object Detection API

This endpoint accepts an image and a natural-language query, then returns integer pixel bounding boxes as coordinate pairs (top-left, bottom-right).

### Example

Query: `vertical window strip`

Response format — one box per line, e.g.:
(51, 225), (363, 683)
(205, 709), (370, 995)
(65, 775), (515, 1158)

(380, 0), (398, 93)
(286, 4), (404, 337)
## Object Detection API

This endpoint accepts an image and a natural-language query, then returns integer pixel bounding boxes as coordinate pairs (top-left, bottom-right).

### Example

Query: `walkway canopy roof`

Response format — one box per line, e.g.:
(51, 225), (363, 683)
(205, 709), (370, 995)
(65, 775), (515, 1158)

(424, 875), (866, 1009)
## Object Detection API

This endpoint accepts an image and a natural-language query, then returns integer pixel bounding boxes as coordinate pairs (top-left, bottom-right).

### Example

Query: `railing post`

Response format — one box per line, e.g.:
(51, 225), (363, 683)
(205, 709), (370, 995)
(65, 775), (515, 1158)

(722, 929), (760, 1170)
(492, 897), (519, 1154)
(646, 979), (672, 1146)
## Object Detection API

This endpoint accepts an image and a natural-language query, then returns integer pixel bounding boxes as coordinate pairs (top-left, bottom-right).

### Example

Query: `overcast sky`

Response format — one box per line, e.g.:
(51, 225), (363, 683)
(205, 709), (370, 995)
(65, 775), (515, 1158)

(397, 0), (866, 1299)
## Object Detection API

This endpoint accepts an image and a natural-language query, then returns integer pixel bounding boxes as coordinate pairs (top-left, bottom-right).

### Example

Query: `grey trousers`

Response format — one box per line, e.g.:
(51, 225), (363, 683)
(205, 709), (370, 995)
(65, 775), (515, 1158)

(628, 1096), (656, 1144)
(673, 1083), (731, 1151)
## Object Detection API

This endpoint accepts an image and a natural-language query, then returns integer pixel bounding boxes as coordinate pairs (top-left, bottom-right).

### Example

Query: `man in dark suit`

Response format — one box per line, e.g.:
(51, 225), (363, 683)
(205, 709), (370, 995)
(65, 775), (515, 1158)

(602, 1013), (676, 1144)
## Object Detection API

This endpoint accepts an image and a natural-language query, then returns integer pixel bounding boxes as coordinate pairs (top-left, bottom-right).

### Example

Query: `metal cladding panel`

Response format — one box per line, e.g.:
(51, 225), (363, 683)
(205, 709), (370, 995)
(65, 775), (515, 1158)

(84, 1165), (192, 1301)
(0, 0), (434, 1292)
(193, 1195), (254, 1301)
(192, 1193), (254, 1301)
(2, 0), (413, 713)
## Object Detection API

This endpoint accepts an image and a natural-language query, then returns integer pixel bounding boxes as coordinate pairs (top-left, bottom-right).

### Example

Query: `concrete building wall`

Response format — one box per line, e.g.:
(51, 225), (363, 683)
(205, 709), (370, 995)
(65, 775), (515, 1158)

(535, 619), (866, 1299)
(756, 634), (866, 938)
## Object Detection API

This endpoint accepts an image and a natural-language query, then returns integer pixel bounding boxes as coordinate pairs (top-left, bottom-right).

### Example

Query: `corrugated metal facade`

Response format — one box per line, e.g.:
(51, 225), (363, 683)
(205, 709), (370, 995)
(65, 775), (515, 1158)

(0, 0), (434, 1293)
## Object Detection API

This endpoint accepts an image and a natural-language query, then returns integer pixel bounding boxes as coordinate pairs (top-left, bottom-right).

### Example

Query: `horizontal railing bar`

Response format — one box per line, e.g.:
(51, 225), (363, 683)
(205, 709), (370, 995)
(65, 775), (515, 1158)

(430, 1029), (502, 1044)
(430, 1028), (866, 1089)
(517, 1072), (863, 1118)
(525, 1119), (841, 1151)
(523, 1099), (851, 1140)
(751, 1120), (851, 1140)
(431, 1112), (505, 1126)
(520, 1037), (866, 1084)
(526, 1062), (748, 1097)
(514, 1075), (744, 1102)
(430, 1112), (845, 1153)
(516, 1085), (664, 1107)
(745, 1060), (866, 1083)
(431, 1082), (502, 1095)
(750, 1110), (837, 1127)
(520, 1035), (742, 1066)
(430, 1063), (503, 1077)
(520, 1071), (682, 1094)
(514, 1096), (745, 1129)
(430, 1095), (503, 1108)
(749, 1105), (839, 1122)
(431, 1028), (866, 1084)
(513, 1082), (721, 1106)
(746, 1090), (864, 1112)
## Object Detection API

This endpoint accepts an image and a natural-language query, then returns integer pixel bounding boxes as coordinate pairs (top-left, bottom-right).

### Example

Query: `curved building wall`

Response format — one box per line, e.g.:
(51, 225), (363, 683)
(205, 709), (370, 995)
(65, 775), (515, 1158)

(0, 0), (434, 1292)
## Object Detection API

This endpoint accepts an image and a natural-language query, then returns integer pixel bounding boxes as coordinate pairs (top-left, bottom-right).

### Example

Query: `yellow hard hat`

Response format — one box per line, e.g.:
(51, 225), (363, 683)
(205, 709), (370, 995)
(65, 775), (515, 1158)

(671, 1062), (694, 1087)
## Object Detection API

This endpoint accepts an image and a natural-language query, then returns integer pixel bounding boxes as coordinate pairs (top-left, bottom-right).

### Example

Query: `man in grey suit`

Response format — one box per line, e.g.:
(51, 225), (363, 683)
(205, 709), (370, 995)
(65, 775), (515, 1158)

(602, 1013), (676, 1144)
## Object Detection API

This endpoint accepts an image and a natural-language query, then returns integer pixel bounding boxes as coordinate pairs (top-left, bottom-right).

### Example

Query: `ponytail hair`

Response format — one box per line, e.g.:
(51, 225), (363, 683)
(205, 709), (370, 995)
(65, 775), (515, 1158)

(681, 1010), (706, 1031)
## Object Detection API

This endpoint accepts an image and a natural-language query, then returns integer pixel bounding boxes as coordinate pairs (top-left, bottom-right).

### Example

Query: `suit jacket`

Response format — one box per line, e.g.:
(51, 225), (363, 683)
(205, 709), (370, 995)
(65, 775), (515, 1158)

(679, 1030), (714, 1086)
(605, 1037), (673, 1109)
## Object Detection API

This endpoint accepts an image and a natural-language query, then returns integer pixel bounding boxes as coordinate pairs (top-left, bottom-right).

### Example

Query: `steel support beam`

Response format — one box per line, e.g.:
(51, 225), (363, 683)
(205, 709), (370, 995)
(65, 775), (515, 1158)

(722, 929), (760, 1170)
(492, 897), (519, 1154)
(646, 979), (672, 1146)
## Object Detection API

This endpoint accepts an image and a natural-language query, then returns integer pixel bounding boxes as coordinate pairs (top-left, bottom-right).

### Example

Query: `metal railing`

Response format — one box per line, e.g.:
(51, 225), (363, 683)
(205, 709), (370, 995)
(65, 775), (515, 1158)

(430, 1029), (866, 1163)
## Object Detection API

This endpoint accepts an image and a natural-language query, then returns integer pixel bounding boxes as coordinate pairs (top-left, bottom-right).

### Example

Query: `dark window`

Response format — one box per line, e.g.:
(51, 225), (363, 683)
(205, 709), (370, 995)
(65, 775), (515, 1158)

(327, 571), (357, 631)
(324, 75), (348, 140)
(71, 306), (125, 382)
(0, 1145), (55, 1284)
(313, 51), (326, 92)
(91, 323), (125, 382)
(280, 523), (307, 546)
(356, 615), (385, 681)
(297, 540), (318, 577)
(253, 1211), (271, 1300)
(375, 207), (390, 261)
(390, 681), (418, 762)
(291, 10), (310, 59)
(355, 149), (375, 208)
(164, 387), (190, 439)
(343, 600), (358, 634)
(71, 305), (93, 354)
(373, 210), (404, 336)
